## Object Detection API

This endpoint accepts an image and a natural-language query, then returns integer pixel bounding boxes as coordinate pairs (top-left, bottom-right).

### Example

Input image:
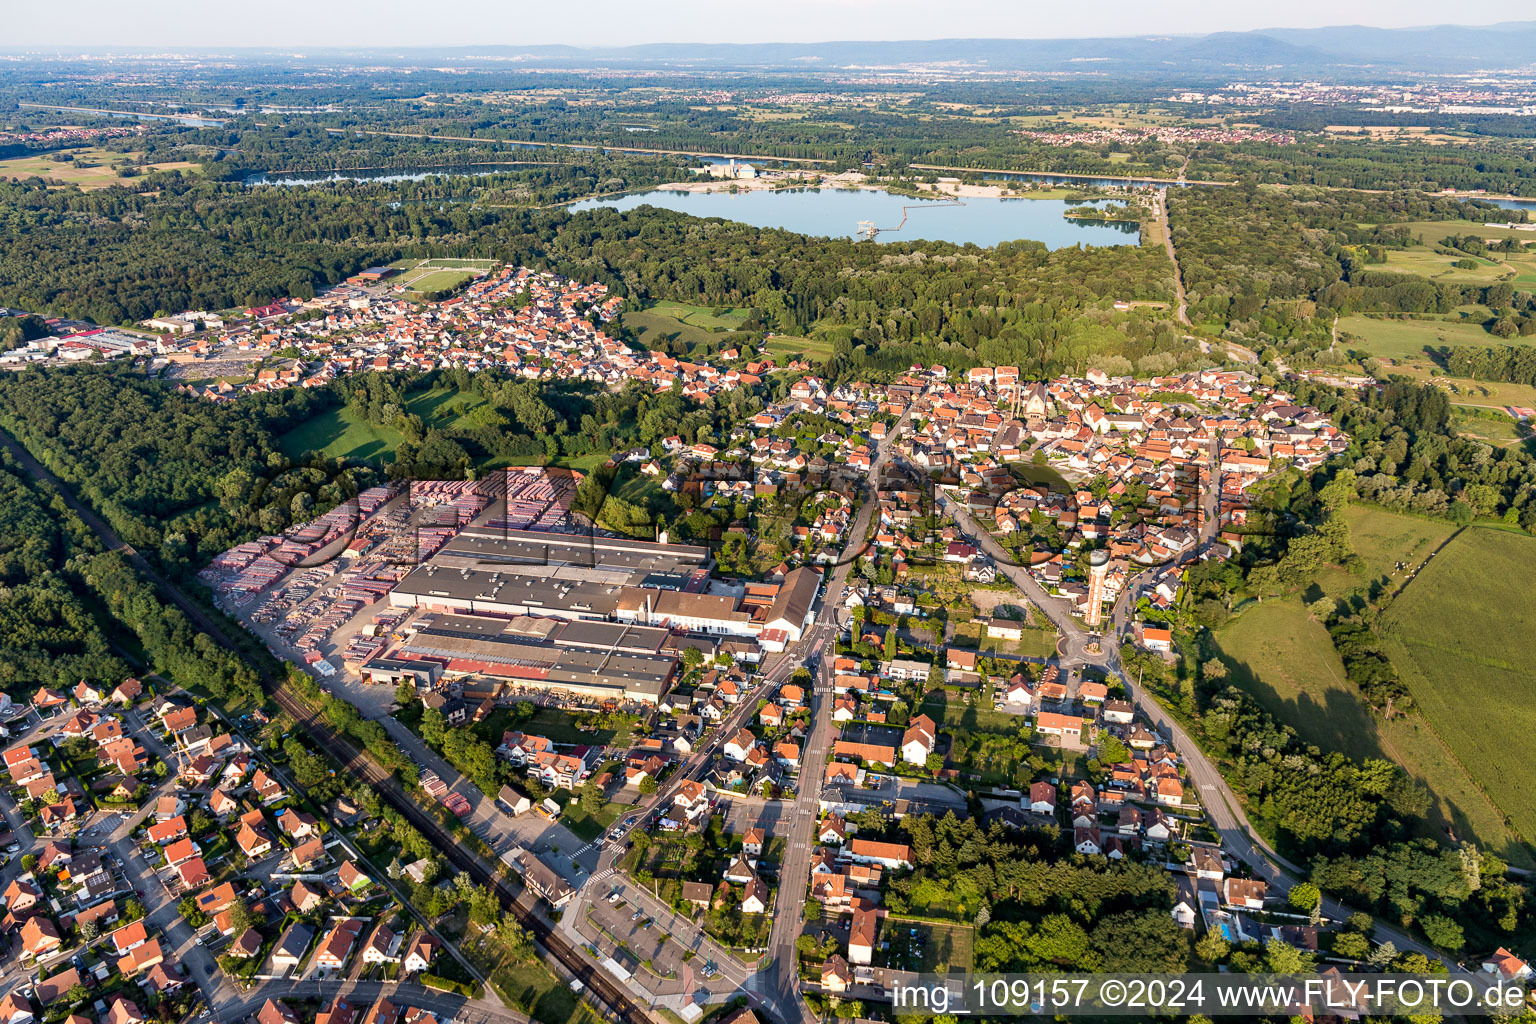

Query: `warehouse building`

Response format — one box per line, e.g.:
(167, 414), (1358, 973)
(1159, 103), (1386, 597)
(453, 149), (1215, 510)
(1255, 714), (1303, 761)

(378, 613), (677, 704)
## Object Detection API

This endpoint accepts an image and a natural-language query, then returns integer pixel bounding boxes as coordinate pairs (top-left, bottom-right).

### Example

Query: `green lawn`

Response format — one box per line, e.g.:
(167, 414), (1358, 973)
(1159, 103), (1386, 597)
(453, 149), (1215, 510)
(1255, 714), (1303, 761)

(1214, 599), (1379, 754)
(625, 301), (750, 358)
(1380, 526), (1536, 865)
(556, 798), (625, 843)
(763, 334), (837, 365)
(1009, 462), (1073, 493)
(624, 310), (722, 353)
(278, 386), (489, 461)
(646, 301), (750, 330)
(1449, 408), (1526, 446)
(1308, 502), (1457, 604)
(1337, 312), (1510, 362)
(520, 707), (638, 747)
(1378, 248), (1510, 285)
(884, 918), (974, 972)
(278, 402), (404, 462)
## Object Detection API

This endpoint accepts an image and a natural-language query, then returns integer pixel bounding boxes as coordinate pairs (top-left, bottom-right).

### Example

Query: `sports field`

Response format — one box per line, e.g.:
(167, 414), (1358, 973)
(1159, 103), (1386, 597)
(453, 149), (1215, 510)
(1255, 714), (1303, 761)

(1381, 526), (1536, 862)
(388, 258), (495, 297)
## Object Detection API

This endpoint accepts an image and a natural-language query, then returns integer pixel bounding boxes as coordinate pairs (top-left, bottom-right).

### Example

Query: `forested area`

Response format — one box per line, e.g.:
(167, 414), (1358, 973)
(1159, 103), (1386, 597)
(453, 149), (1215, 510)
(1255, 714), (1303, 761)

(0, 447), (128, 689)
(0, 167), (1190, 377)
(556, 207), (1182, 376)
(0, 365), (377, 572)
(1170, 185), (1531, 351)
(1443, 343), (1536, 383)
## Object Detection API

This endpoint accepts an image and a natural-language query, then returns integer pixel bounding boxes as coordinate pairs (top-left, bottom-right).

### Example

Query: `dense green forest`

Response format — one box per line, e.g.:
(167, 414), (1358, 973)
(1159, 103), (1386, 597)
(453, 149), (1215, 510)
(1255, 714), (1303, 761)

(0, 446), (128, 690)
(1170, 185), (1529, 352)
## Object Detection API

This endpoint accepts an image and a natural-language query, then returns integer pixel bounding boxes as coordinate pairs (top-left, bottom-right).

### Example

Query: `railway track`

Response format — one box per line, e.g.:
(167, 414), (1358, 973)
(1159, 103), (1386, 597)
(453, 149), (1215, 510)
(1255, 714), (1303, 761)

(0, 428), (652, 1024)
(266, 681), (651, 1024)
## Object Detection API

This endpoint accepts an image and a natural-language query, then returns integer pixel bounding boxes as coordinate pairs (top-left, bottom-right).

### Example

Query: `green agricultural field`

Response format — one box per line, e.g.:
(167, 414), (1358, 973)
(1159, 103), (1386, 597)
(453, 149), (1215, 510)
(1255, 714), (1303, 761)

(1377, 362), (1536, 410)
(1214, 599), (1379, 754)
(1381, 526), (1536, 863)
(1214, 504), (1532, 866)
(278, 402), (404, 462)
(625, 310), (724, 353)
(1381, 220), (1536, 246)
(0, 146), (202, 189)
(1337, 312), (1510, 362)
(1309, 502), (1457, 602)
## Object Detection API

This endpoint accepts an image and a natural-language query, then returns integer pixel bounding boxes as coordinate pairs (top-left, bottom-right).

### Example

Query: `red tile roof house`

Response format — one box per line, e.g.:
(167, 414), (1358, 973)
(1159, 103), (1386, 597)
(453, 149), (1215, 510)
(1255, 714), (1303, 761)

(313, 919), (364, 971)
(21, 916), (62, 957)
(0, 991), (34, 1024)
(34, 968), (83, 1006)
(228, 928), (263, 959)
(258, 1000), (300, 1024)
(162, 837), (200, 867)
(104, 997), (146, 1024)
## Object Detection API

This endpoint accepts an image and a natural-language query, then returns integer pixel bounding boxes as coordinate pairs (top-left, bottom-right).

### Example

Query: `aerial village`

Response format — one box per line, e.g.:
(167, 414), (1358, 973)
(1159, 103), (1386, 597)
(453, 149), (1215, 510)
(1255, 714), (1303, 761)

(0, 253), (1406, 1024)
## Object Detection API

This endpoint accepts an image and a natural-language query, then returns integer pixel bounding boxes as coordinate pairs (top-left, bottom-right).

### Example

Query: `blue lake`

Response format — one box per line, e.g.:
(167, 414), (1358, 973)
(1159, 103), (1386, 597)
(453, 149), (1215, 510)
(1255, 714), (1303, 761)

(566, 187), (1141, 249)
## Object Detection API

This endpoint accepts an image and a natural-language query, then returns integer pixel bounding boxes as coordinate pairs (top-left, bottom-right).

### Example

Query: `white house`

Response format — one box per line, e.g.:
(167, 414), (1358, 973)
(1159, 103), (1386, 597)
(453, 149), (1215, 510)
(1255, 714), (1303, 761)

(900, 715), (937, 766)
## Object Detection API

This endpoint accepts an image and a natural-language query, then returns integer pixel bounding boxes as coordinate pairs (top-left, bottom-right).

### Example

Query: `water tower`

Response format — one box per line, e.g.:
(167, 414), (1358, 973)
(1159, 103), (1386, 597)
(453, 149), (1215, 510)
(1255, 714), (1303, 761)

(1085, 549), (1110, 628)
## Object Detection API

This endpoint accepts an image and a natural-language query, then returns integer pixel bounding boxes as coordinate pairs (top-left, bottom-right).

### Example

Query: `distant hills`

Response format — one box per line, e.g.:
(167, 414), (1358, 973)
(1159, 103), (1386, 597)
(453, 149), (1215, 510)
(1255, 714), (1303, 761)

(400, 22), (1536, 75)
(14, 22), (1536, 76)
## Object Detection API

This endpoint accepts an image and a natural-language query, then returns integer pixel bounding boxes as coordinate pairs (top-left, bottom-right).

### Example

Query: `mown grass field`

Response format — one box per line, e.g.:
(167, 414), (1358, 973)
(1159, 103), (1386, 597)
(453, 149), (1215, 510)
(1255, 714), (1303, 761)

(403, 269), (477, 294)
(1214, 504), (1533, 866)
(1377, 362), (1536, 410)
(1338, 311), (1510, 362)
(1214, 599), (1379, 754)
(1379, 248), (1510, 284)
(1382, 220), (1536, 246)
(625, 303), (745, 353)
(646, 301), (751, 329)
(1380, 526), (1536, 862)
(764, 334), (837, 364)
(0, 147), (201, 188)
(1449, 408), (1527, 447)
(277, 386), (489, 461)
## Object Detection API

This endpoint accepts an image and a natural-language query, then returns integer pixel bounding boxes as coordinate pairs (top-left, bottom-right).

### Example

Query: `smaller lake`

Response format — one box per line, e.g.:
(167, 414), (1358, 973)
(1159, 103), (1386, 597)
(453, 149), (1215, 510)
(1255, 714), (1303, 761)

(246, 162), (547, 186)
(566, 187), (1140, 249)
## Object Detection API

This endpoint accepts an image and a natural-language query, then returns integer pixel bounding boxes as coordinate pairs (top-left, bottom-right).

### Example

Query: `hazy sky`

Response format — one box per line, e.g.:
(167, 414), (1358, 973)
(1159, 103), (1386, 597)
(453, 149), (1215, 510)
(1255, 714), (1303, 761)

(9, 0), (1536, 49)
